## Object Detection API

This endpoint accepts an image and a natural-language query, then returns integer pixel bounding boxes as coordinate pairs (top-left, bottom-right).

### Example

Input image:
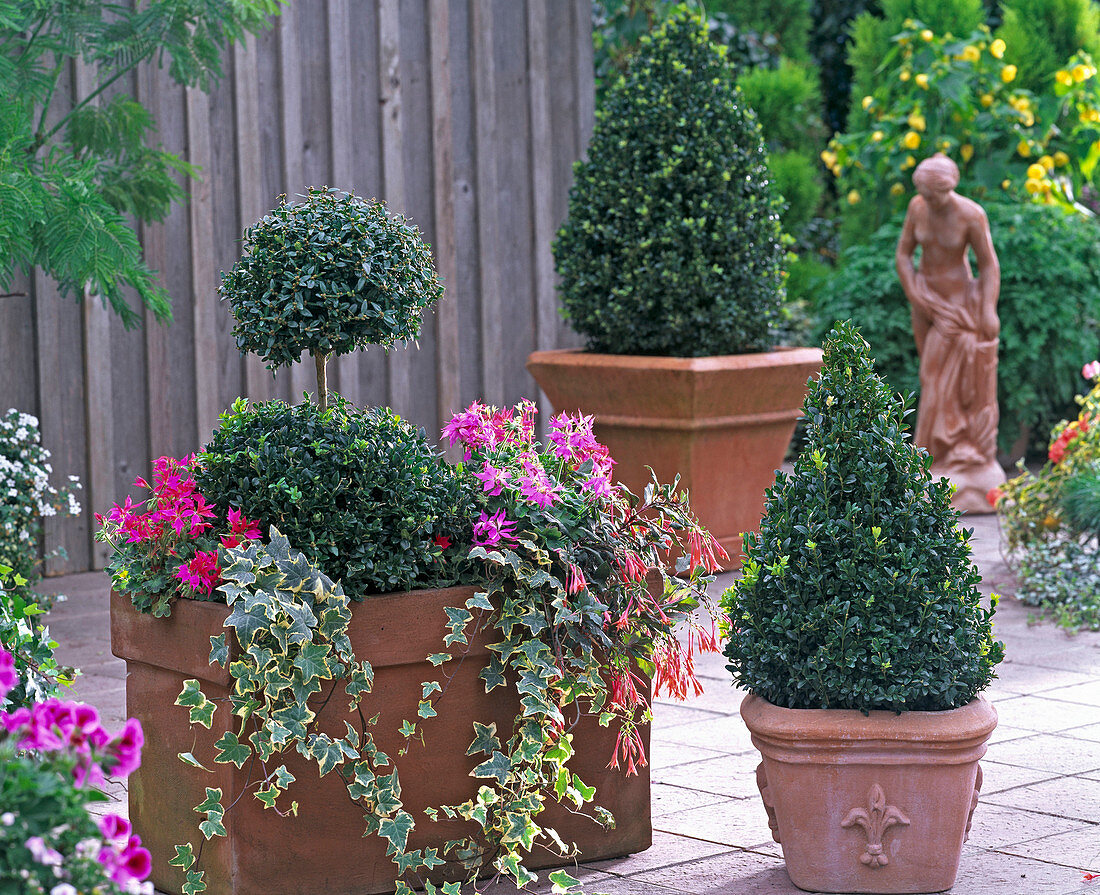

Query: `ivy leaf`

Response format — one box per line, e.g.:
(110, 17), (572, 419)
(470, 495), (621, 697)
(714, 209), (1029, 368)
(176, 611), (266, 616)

(421, 681), (442, 699)
(549, 869), (580, 893)
(182, 869), (207, 895)
(293, 641), (332, 682)
(443, 606), (472, 647)
(169, 843), (196, 870)
(178, 752), (211, 772)
(471, 750), (512, 785)
(209, 633), (229, 667)
(479, 657), (506, 692)
(426, 652), (452, 666)
(466, 721), (500, 757)
(465, 592), (493, 611)
(379, 810), (416, 855)
(213, 731), (250, 768)
(417, 700), (437, 719)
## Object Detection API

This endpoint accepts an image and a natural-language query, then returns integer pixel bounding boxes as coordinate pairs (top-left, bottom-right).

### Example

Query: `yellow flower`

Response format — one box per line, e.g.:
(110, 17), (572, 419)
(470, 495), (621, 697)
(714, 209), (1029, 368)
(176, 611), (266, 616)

(821, 149), (837, 167)
(908, 111), (926, 131)
(1054, 150), (1070, 167)
(1001, 178), (1012, 189)
(980, 93), (994, 108)
(915, 73), (930, 89)
(990, 38), (1006, 59)
(1072, 63), (1092, 82)
(1082, 107), (1100, 123)
(871, 130), (885, 142)
(920, 28), (934, 42)
(862, 95), (874, 111)
(1042, 513), (1059, 529)
(1011, 95), (1030, 111)
(960, 143), (974, 162)
(938, 139), (951, 152)
(1027, 162), (1046, 180)
(903, 130), (921, 150)
(902, 155), (917, 170)
(847, 189), (861, 205)
(1057, 69), (1074, 86)
(900, 69), (912, 82)
(1039, 154), (1055, 171)
(1021, 110), (1035, 127)
(1001, 64), (1017, 83)
(1025, 177), (1043, 194)
(959, 45), (981, 63)
(1017, 139), (1031, 157)
(891, 182), (906, 196)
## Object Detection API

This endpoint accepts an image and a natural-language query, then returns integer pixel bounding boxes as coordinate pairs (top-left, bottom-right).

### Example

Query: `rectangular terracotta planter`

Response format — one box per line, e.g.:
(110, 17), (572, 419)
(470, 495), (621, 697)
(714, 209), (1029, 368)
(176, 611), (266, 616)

(111, 587), (651, 895)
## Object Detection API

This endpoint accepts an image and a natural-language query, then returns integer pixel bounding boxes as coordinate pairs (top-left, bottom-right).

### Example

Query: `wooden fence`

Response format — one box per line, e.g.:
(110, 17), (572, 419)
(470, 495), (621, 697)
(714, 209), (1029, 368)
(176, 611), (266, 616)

(2, 0), (594, 574)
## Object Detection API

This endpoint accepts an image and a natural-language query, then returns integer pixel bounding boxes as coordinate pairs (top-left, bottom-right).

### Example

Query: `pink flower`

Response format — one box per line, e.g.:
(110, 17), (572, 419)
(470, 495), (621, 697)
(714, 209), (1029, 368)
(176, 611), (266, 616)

(227, 507), (262, 539)
(581, 473), (613, 500)
(0, 648), (16, 698)
(98, 834), (152, 887)
(472, 509), (519, 548)
(567, 562), (587, 594)
(98, 815), (132, 842)
(474, 460), (511, 496)
(175, 550), (222, 595)
(1084, 360), (1100, 380)
(107, 718), (144, 777)
(25, 836), (63, 866)
(517, 467), (562, 508)
(548, 412), (600, 462)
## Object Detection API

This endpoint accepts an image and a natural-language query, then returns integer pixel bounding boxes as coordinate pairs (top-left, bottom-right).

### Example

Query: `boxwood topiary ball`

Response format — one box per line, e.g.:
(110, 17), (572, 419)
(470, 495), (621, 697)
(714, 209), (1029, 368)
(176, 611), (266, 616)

(221, 187), (443, 369)
(194, 397), (474, 597)
(553, 11), (786, 358)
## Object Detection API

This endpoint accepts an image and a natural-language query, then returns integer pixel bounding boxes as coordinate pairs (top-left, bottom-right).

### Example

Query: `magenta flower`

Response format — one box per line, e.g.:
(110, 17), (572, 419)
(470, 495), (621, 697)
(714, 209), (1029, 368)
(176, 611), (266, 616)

(474, 460), (511, 496)
(581, 473), (613, 500)
(0, 648), (16, 698)
(175, 550), (222, 595)
(1084, 360), (1100, 380)
(518, 469), (562, 508)
(107, 718), (144, 777)
(98, 814), (132, 842)
(472, 509), (519, 547)
(227, 506), (262, 539)
(548, 412), (600, 461)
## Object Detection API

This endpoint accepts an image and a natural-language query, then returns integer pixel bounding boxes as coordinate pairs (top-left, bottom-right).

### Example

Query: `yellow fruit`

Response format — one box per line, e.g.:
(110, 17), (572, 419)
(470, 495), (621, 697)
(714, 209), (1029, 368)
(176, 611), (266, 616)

(907, 112), (926, 131)
(915, 73), (930, 89)
(871, 130), (885, 142)
(847, 189), (861, 205)
(1025, 177), (1042, 194)
(903, 130), (921, 150)
(1039, 154), (1055, 171)
(1057, 69), (1074, 86)
(960, 144), (974, 162)
(990, 38), (1006, 59)
(1054, 150), (1070, 167)
(891, 183), (906, 196)
(900, 69), (912, 82)
(980, 93), (994, 108)
(920, 28), (934, 42)
(1001, 64), (1017, 83)
(1072, 63), (1091, 82)
(1017, 139), (1031, 157)
(1027, 163), (1046, 180)
(862, 95), (874, 111)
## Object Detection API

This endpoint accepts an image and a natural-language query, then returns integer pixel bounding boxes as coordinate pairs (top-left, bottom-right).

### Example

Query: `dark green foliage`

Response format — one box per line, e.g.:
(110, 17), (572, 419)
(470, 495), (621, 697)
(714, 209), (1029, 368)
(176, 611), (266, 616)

(193, 397), (475, 597)
(997, 0), (1100, 92)
(0, 568), (73, 710)
(1059, 463), (1100, 534)
(723, 322), (1004, 712)
(221, 188), (443, 371)
(809, 0), (878, 132)
(0, 0), (278, 328)
(558, 12), (786, 357)
(816, 203), (1100, 454)
(710, 0), (814, 62)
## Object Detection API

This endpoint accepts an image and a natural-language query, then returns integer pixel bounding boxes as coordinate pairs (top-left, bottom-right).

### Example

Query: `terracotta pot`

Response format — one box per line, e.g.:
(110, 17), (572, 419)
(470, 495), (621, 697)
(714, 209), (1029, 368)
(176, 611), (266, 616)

(526, 348), (822, 567)
(111, 587), (651, 895)
(741, 694), (998, 894)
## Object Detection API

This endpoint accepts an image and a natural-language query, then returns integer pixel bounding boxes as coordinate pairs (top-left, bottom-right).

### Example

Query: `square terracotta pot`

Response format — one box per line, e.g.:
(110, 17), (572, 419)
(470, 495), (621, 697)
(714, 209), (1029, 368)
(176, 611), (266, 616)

(111, 587), (651, 895)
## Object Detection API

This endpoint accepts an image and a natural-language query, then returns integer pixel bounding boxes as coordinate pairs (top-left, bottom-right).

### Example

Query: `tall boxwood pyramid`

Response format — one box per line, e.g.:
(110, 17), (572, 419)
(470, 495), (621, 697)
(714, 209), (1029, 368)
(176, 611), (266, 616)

(722, 322), (1004, 713)
(553, 12), (785, 358)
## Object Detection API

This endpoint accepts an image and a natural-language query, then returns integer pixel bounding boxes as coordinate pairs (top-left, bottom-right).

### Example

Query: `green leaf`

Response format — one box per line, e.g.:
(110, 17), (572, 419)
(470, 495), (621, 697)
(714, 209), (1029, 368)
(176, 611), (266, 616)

(379, 810), (416, 855)
(182, 869), (207, 895)
(471, 750), (512, 785)
(466, 721), (500, 757)
(421, 681), (442, 699)
(213, 732), (251, 768)
(209, 633), (229, 667)
(417, 700), (437, 719)
(426, 652), (452, 666)
(178, 752), (211, 772)
(169, 843), (196, 870)
(465, 592), (493, 611)
(549, 869), (580, 893)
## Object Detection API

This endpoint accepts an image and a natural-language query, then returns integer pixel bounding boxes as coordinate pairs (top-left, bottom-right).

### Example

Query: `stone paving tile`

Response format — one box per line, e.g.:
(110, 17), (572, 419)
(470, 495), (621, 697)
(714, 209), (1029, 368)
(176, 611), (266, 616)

(978, 759), (1060, 794)
(991, 662), (1099, 696)
(656, 754), (762, 801)
(648, 740), (727, 771)
(653, 714), (757, 754)
(652, 797), (778, 854)
(620, 847), (794, 894)
(651, 701), (728, 729)
(988, 694), (1100, 734)
(986, 722), (1034, 746)
(966, 802), (1092, 849)
(651, 782), (729, 818)
(986, 732), (1100, 775)
(586, 829), (731, 877)
(952, 845), (1098, 894)
(1065, 722), (1100, 743)
(1042, 679), (1100, 707)
(657, 682), (744, 716)
(1000, 826), (1100, 872)
(985, 774), (1100, 822)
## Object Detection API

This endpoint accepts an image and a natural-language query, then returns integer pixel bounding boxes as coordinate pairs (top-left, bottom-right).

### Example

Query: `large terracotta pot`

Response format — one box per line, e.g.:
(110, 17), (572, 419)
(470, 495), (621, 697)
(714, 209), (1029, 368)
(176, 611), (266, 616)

(741, 694), (998, 894)
(111, 587), (651, 895)
(526, 348), (822, 567)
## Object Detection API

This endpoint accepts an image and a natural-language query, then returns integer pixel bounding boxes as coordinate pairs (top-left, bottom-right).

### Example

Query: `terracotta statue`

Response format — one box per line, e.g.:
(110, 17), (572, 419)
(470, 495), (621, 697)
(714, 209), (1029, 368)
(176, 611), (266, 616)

(895, 153), (1005, 513)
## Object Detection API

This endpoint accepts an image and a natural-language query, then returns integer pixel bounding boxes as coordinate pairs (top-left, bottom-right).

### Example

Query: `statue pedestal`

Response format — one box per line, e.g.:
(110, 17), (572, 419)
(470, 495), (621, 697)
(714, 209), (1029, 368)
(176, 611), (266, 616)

(932, 457), (1006, 515)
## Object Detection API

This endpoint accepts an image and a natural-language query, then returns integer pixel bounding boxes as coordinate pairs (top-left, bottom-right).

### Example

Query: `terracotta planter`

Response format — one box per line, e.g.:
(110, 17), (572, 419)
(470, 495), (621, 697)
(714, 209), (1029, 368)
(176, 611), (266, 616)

(111, 587), (651, 895)
(741, 694), (998, 894)
(526, 348), (822, 567)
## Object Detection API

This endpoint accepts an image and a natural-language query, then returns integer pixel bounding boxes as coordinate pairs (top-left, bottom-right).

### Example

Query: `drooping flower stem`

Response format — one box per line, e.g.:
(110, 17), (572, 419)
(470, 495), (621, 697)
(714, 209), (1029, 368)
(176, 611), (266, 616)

(314, 351), (329, 413)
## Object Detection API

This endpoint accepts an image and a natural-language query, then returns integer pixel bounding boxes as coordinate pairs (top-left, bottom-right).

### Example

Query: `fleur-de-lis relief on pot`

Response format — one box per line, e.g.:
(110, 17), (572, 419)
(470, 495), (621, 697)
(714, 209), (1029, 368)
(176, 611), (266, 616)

(841, 783), (912, 868)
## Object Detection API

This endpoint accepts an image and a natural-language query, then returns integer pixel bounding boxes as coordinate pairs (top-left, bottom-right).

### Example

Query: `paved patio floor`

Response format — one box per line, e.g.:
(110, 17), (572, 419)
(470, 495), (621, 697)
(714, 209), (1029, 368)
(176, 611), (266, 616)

(40, 515), (1100, 895)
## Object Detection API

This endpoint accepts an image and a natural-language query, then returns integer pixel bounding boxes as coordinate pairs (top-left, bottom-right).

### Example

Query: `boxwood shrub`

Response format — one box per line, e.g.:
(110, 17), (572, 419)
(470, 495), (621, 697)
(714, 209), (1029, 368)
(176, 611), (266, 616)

(722, 321), (1004, 712)
(816, 202), (1100, 454)
(554, 11), (786, 357)
(194, 397), (475, 597)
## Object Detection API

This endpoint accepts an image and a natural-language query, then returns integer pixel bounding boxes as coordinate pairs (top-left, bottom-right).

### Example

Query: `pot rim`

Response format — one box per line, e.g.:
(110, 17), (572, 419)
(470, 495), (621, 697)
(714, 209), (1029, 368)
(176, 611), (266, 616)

(526, 346), (824, 374)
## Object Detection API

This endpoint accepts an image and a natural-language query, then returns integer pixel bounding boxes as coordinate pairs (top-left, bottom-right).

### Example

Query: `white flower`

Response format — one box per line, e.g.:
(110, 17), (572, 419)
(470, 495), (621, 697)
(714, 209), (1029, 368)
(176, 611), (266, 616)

(0, 812), (13, 826)
(51, 884), (78, 895)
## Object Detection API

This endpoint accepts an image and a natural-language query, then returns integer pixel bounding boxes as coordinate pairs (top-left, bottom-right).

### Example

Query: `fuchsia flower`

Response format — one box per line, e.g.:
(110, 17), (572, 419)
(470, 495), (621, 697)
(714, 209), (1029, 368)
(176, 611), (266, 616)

(474, 460), (512, 496)
(472, 509), (519, 548)
(517, 463), (562, 509)
(0, 649), (16, 698)
(227, 507), (262, 539)
(176, 550), (222, 595)
(98, 833), (152, 887)
(567, 562), (587, 595)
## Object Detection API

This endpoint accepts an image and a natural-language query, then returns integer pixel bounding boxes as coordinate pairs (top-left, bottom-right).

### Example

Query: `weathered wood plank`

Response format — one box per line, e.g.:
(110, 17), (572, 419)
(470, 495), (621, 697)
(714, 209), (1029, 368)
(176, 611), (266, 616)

(234, 38), (274, 403)
(472, 0), (504, 406)
(429, 0), (461, 432)
(574, 0), (596, 152)
(0, 275), (37, 416)
(186, 88), (221, 446)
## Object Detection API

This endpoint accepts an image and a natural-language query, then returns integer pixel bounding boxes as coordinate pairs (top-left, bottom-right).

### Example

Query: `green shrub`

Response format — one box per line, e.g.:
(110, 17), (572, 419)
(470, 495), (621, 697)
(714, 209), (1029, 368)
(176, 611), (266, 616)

(555, 11), (786, 357)
(722, 321), (1004, 712)
(997, 0), (1100, 92)
(221, 187), (442, 410)
(709, 0), (813, 62)
(0, 566), (73, 710)
(193, 397), (475, 597)
(809, 0), (877, 132)
(816, 203), (1100, 453)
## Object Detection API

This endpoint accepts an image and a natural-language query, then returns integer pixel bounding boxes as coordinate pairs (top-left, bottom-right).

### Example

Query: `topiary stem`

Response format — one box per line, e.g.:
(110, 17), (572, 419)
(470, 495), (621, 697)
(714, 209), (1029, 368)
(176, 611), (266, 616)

(314, 351), (329, 412)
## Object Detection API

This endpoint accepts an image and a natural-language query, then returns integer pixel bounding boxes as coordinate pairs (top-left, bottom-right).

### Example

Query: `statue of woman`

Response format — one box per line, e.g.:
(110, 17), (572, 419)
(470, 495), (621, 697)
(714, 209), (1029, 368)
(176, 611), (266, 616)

(895, 153), (1005, 513)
